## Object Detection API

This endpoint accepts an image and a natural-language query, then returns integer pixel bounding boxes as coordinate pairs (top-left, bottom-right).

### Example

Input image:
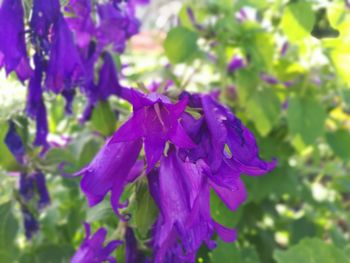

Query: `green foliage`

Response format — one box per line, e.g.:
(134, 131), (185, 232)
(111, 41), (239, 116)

(163, 27), (198, 64)
(274, 238), (350, 263)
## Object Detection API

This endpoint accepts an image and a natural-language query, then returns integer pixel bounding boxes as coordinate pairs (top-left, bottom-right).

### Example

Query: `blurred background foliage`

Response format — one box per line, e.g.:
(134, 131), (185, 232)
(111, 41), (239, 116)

(1, 0), (350, 262)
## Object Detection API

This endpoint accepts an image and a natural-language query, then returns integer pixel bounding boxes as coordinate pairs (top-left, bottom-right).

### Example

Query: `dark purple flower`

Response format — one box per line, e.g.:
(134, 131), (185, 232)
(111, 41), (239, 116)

(30, 0), (61, 39)
(260, 73), (279, 85)
(46, 15), (83, 93)
(34, 171), (51, 209)
(180, 94), (276, 176)
(125, 227), (148, 263)
(111, 89), (195, 171)
(0, 0), (32, 81)
(148, 148), (237, 262)
(21, 206), (39, 239)
(76, 138), (143, 219)
(70, 223), (122, 263)
(33, 101), (49, 149)
(227, 55), (245, 73)
(4, 121), (25, 164)
(19, 173), (35, 202)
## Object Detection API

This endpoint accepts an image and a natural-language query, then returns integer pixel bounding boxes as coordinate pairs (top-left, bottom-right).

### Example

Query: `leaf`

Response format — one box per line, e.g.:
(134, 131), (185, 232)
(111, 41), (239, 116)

(289, 218), (319, 245)
(211, 240), (260, 263)
(280, 1), (315, 42)
(287, 97), (326, 145)
(34, 244), (74, 263)
(274, 238), (350, 263)
(134, 181), (158, 238)
(91, 101), (117, 137)
(246, 87), (280, 136)
(0, 202), (19, 263)
(0, 122), (18, 170)
(163, 27), (198, 64)
(326, 130), (350, 160)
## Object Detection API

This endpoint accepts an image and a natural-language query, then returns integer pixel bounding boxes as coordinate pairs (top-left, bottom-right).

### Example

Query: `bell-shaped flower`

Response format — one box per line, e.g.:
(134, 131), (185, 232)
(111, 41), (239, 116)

(46, 15), (83, 93)
(70, 223), (122, 263)
(0, 0), (32, 81)
(111, 89), (195, 171)
(125, 227), (149, 263)
(34, 171), (51, 210)
(76, 138), (143, 219)
(19, 173), (35, 202)
(148, 148), (237, 262)
(181, 94), (276, 176)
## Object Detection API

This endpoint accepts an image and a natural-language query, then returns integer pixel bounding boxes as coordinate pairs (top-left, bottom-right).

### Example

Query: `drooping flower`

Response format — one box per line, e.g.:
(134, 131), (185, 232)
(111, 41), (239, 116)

(26, 53), (49, 148)
(186, 7), (204, 31)
(4, 120), (26, 164)
(260, 73), (279, 85)
(34, 171), (51, 210)
(70, 223), (122, 263)
(148, 148), (237, 262)
(76, 138), (143, 218)
(111, 89), (195, 171)
(280, 41), (289, 56)
(0, 0), (32, 81)
(21, 206), (39, 239)
(181, 94), (277, 176)
(19, 173), (35, 202)
(45, 15), (83, 93)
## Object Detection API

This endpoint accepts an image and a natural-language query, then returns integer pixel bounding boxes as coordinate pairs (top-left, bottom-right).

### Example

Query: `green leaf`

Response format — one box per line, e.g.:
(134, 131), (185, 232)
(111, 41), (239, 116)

(326, 129), (350, 160)
(246, 88), (280, 136)
(163, 27), (198, 64)
(34, 244), (74, 263)
(0, 202), (19, 263)
(274, 238), (350, 263)
(211, 240), (260, 263)
(280, 1), (315, 42)
(289, 218), (319, 245)
(287, 97), (326, 145)
(134, 181), (158, 238)
(91, 101), (117, 137)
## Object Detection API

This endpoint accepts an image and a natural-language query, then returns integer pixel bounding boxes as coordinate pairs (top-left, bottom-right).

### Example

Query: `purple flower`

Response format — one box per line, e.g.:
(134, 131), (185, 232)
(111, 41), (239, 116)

(21, 206), (39, 239)
(0, 0), (32, 81)
(46, 15), (83, 93)
(19, 173), (35, 202)
(148, 148), (237, 262)
(76, 138), (143, 219)
(34, 171), (51, 210)
(186, 7), (204, 31)
(4, 121), (25, 164)
(227, 55), (245, 73)
(125, 227), (148, 263)
(181, 94), (276, 176)
(111, 89), (195, 171)
(26, 53), (49, 148)
(70, 223), (122, 263)
(260, 73), (279, 85)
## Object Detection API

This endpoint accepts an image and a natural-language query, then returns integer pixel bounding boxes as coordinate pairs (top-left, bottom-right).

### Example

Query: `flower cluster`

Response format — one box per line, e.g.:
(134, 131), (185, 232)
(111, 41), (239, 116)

(4, 121), (50, 239)
(0, 0), (146, 149)
(77, 89), (276, 262)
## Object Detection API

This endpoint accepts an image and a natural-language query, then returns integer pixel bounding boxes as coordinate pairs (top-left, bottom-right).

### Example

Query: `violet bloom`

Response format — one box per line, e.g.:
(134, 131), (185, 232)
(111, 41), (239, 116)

(34, 171), (51, 210)
(186, 7), (204, 31)
(21, 206), (39, 239)
(280, 41), (289, 56)
(19, 173), (35, 202)
(260, 73), (279, 85)
(148, 148), (237, 262)
(76, 138), (143, 218)
(46, 15), (83, 93)
(111, 89), (195, 171)
(181, 94), (276, 176)
(26, 53), (49, 148)
(227, 55), (245, 73)
(71, 223), (122, 263)
(0, 0), (32, 81)
(4, 121), (25, 164)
